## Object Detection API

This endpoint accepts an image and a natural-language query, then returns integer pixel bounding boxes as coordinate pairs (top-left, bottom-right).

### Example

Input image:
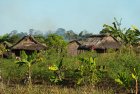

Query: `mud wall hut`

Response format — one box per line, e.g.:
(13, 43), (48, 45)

(67, 40), (81, 56)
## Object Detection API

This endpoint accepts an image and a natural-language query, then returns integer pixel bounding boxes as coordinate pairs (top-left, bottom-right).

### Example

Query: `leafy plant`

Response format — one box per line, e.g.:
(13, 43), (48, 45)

(115, 72), (131, 89)
(75, 56), (98, 85)
(48, 56), (65, 84)
(15, 51), (43, 86)
(0, 44), (6, 58)
(45, 34), (67, 54)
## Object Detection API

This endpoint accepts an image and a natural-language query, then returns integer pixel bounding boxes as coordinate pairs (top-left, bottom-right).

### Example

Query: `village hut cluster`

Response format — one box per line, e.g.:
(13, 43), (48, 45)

(67, 34), (121, 55)
(2, 34), (121, 58)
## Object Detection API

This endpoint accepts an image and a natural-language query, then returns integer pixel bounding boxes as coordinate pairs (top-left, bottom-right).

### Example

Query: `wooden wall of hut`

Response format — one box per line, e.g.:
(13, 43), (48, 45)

(67, 41), (80, 56)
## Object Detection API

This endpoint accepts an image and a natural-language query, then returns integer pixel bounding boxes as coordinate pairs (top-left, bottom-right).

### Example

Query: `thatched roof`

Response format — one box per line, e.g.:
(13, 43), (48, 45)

(69, 40), (81, 45)
(78, 34), (121, 50)
(3, 41), (12, 49)
(11, 36), (47, 51)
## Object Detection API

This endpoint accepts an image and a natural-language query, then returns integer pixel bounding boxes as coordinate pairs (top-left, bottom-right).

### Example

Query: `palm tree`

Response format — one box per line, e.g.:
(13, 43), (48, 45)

(65, 30), (78, 41)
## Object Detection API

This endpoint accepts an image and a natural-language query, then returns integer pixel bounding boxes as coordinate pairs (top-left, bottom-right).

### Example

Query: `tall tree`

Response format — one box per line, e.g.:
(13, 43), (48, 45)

(79, 30), (92, 39)
(55, 28), (66, 36)
(8, 34), (20, 44)
(45, 34), (67, 53)
(29, 29), (34, 36)
(65, 30), (78, 41)
(9, 30), (18, 37)
(0, 34), (10, 43)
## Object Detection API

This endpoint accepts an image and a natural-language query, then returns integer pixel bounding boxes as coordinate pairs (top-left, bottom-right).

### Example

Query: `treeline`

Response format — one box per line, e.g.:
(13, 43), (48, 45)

(0, 28), (92, 44)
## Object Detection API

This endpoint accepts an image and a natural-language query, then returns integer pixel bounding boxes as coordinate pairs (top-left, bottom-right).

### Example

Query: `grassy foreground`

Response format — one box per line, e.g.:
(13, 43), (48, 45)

(0, 48), (140, 94)
(0, 84), (113, 94)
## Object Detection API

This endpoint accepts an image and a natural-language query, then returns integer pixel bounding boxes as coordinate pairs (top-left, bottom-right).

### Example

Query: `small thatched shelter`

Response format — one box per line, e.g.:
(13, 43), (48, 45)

(11, 36), (47, 56)
(3, 41), (12, 49)
(67, 40), (81, 56)
(1, 41), (13, 58)
(78, 34), (121, 53)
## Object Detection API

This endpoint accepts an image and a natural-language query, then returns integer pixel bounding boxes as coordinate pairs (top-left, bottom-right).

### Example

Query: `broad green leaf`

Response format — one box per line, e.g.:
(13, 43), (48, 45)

(134, 68), (136, 73)
(16, 61), (27, 67)
(132, 73), (137, 80)
(77, 78), (83, 85)
(115, 78), (123, 85)
(132, 25), (138, 30)
(93, 58), (96, 66)
(89, 57), (93, 64)
(49, 65), (58, 71)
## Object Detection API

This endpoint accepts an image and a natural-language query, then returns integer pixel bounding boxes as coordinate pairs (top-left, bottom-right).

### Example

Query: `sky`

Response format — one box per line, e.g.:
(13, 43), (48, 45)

(0, 0), (140, 35)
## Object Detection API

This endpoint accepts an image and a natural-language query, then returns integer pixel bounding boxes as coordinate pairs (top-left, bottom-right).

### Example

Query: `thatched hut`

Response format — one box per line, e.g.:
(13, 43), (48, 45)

(67, 40), (81, 56)
(11, 36), (47, 56)
(78, 34), (121, 53)
(1, 41), (13, 58)
(3, 41), (12, 49)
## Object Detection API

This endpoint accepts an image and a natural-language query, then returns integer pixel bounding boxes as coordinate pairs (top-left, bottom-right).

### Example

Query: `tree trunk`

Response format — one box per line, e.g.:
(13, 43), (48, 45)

(28, 63), (32, 87)
(136, 79), (138, 94)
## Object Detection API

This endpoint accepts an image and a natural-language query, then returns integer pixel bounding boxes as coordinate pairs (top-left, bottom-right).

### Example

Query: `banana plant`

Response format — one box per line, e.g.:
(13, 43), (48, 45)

(16, 50), (43, 86)
(76, 56), (98, 85)
(48, 56), (64, 83)
(100, 18), (140, 47)
(100, 18), (124, 41)
(115, 72), (131, 89)
(123, 27), (140, 46)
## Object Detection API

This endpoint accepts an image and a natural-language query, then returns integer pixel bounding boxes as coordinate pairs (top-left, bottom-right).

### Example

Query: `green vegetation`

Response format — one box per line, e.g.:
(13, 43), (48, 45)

(0, 49), (140, 93)
(100, 18), (140, 46)
(1, 19), (140, 94)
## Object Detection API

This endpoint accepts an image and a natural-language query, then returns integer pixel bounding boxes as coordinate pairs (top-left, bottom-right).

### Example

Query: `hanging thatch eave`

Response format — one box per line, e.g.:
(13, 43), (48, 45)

(69, 40), (81, 45)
